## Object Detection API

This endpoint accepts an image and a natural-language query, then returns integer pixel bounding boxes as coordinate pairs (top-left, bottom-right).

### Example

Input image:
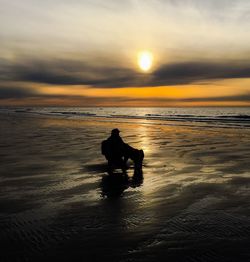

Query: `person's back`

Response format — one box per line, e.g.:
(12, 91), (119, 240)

(105, 129), (125, 161)
(101, 129), (126, 173)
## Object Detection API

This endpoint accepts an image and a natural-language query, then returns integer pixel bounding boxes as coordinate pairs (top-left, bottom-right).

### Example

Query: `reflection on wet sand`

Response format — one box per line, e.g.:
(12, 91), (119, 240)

(101, 171), (144, 198)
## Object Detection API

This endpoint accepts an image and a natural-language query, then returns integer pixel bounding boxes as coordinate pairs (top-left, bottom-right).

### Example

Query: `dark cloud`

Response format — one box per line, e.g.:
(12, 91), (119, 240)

(179, 94), (250, 102)
(0, 59), (250, 88)
(153, 61), (250, 86)
(2, 58), (140, 88)
(0, 86), (37, 99)
(120, 93), (250, 103)
(1, 57), (250, 89)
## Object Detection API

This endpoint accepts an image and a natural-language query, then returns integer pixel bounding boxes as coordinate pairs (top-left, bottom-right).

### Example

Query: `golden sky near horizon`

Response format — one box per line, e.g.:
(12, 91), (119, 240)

(0, 0), (250, 106)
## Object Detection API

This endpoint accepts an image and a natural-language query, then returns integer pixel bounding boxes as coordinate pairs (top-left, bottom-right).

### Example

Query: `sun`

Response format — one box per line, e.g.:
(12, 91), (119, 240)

(138, 51), (153, 72)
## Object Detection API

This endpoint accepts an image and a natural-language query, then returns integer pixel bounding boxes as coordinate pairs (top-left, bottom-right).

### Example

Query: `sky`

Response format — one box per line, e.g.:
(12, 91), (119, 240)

(1, 0), (250, 107)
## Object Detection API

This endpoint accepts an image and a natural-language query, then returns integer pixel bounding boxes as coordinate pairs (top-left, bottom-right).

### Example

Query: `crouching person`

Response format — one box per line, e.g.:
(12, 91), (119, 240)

(101, 129), (127, 174)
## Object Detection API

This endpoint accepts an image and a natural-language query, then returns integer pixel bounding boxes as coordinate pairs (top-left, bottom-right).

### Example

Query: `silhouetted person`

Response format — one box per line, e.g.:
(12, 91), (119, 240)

(102, 129), (144, 174)
(102, 129), (127, 173)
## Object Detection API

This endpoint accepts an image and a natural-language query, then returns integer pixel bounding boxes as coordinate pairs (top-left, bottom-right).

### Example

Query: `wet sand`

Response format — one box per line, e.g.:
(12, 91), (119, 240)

(0, 114), (250, 262)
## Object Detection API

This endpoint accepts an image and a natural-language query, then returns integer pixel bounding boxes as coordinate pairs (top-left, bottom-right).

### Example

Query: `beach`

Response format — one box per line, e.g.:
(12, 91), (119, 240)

(0, 111), (250, 262)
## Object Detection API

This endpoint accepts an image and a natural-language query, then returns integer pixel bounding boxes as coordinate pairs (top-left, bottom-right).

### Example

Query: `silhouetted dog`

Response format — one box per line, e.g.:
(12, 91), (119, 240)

(124, 144), (144, 171)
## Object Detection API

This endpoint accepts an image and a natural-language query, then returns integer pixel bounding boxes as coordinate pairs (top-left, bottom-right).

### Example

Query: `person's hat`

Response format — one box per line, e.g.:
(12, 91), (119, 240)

(111, 128), (120, 135)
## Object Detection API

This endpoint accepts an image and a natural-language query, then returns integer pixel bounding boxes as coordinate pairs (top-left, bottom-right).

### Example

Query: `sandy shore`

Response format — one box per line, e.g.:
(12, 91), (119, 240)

(0, 114), (250, 262)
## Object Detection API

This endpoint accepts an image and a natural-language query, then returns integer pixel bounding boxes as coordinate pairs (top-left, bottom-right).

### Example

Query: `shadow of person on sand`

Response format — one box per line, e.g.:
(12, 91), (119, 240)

(100, 170), (144, 198)
(100, 172), (129, 198)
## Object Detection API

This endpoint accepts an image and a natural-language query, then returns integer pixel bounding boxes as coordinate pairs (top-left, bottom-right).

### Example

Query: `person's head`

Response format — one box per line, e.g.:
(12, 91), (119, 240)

(111, 128), (120, 136)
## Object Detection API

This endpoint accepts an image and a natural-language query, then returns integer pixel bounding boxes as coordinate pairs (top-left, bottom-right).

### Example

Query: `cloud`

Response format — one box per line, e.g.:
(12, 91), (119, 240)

(179, 94), (250, 102)
(0, 86), (37, 99)
(1, 57), (142, 88)
(153, 61), (250, 86)
(2, 0), (250, 58)
(117, 93), (250, 103)
(2, 57), (250, 88)
(154, 93), (250, 103)
(1, 82), (249, 105)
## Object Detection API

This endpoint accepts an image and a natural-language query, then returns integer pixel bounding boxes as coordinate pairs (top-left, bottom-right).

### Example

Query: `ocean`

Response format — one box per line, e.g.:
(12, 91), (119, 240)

(1, 106), (250, 128)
